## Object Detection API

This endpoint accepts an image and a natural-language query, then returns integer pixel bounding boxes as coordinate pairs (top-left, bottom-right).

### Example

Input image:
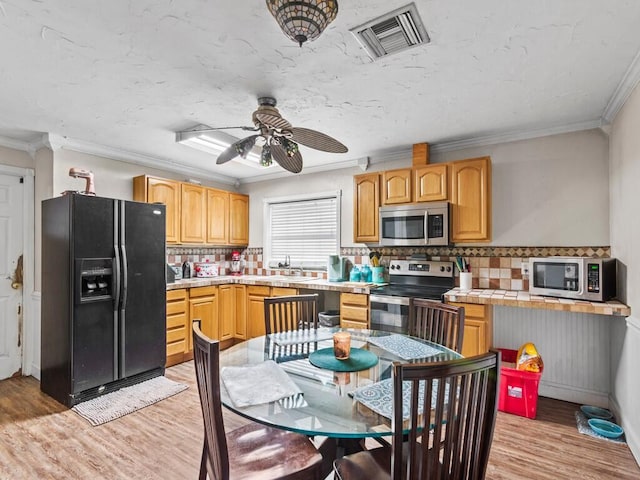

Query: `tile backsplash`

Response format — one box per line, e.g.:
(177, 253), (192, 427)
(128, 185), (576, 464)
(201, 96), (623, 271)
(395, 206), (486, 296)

(166, 245), (611, 291)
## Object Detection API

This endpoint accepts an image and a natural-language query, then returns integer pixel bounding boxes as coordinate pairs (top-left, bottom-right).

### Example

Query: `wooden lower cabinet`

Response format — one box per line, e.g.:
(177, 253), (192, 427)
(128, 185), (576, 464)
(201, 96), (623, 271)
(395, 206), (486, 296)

(246, 286), (298, 338)
(219, 284), (247, 341)
(189, 286), (219, 356)
(340, 292), (369, 329)
(166, 289), (188, 367)
(448, 302), (492, 357)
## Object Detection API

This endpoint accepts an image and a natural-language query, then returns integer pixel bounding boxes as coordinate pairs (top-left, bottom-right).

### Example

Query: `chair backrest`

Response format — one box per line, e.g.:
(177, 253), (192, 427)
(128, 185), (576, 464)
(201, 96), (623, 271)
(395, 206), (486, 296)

(264, 294), (319, 334)
(192, 320), (230, 480)
(410, 299), (465, 353)
(391, 351), (500, 480)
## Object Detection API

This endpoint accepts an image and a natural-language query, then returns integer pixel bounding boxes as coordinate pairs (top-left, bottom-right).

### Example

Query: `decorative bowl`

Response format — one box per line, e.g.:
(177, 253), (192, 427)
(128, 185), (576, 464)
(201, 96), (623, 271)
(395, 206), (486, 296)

(588, 419), (624, 439)
(580, 405), (613, 420)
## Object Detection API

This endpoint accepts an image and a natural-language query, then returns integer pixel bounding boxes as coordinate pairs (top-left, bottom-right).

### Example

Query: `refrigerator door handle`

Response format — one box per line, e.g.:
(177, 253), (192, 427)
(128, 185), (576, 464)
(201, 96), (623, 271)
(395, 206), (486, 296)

(113, 253), (121, 309)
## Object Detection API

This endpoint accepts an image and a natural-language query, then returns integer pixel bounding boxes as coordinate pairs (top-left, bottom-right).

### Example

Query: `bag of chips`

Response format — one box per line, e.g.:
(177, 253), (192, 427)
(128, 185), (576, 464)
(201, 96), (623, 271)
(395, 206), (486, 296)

(516, 342), (544, 373)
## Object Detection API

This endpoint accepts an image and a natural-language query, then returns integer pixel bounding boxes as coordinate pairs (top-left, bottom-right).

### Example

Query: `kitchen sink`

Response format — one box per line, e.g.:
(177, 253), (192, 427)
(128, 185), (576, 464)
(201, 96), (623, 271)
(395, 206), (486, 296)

(266, 275), (319, 282)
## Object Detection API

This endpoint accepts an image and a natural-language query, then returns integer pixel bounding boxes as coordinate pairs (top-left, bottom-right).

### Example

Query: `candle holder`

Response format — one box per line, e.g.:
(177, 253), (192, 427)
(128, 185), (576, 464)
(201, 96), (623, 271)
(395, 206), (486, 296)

(333, 332), (351, 360)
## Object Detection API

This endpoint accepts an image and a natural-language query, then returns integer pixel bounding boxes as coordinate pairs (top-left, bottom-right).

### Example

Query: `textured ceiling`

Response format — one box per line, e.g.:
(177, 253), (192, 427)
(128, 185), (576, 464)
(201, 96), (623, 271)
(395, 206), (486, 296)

(1, 1), (640, 183)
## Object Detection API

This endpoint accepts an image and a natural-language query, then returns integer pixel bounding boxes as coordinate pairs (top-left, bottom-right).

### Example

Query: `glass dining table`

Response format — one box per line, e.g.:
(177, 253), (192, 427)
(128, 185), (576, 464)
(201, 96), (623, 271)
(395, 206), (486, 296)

(218, 327), (462, 440)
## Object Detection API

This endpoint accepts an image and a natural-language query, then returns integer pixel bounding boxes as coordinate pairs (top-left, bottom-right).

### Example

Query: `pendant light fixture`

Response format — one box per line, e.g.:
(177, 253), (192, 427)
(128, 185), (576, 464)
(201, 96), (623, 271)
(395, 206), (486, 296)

(266, 0), (339, 47)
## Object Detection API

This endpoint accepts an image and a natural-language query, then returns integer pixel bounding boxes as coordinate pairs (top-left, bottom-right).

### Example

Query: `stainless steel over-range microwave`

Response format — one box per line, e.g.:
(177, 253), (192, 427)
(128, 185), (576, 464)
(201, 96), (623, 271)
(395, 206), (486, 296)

(379, 202), (449, 247)
(528, 257), (616, 302)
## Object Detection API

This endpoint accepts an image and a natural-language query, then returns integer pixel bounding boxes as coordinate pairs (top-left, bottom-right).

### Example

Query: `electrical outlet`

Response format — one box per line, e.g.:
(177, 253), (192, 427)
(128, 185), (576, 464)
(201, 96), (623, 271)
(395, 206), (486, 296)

(521, 262), (529, 276)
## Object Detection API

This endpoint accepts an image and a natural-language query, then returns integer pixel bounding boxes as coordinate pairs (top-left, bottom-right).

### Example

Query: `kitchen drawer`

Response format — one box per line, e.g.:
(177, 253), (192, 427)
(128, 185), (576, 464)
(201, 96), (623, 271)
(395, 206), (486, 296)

(341, 319), (368, 330)
(167, 340), (186, 357)
(341, 305), (368, 323)
(451, 302), (485, 319)
(166, 327), (185, 344)
(167, 299), (187, 316)
(341, 293), (369, 307)
(167, 289), (187, 301)
(167, 313), (186, 330)
(271, 287), (297, 297)
(189, 286), (217, 298)
(248, 285), (271, 296)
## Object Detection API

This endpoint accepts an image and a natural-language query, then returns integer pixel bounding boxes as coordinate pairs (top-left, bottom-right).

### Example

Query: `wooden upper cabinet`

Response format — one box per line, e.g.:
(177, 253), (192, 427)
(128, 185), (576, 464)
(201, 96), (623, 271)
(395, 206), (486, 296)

(353, 173), (380, 243)
(207, 188), (230, 244)
(414, 164), (448, 202)
(450, 157), (492, 242)
(133, 175), (180, 244)
(180, 184), (206, 244)
(229, 193), (249, 246)
(382, 168), (412, 205)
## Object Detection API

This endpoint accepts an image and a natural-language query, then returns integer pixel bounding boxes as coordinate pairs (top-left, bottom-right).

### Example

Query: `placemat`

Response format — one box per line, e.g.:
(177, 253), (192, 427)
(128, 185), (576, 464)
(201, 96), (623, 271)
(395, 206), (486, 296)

(352, 378), (436, 420)
(268, 328), (334, 346)
(309, 347), (378, 372)
(220, 360), (302, 408)
(367, 334), (442, 360)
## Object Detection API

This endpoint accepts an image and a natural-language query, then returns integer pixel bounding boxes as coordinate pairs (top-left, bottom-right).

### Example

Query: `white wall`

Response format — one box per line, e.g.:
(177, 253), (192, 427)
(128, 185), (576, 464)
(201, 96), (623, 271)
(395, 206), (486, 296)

(243, 129), (610, 248)
(609, 80), (640, 462)
(431, 128), (610, 246)
(0, 145), (34, 169)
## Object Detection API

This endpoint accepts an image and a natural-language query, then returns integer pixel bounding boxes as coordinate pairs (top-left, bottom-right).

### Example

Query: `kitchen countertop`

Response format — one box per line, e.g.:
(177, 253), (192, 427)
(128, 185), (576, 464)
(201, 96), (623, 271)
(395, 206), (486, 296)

(167, 275), (383, 294)
(444, 288), (631, 317)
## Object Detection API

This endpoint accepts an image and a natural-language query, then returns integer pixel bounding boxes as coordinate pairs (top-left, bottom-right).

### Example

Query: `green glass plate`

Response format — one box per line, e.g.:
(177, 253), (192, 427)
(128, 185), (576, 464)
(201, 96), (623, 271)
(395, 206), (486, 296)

(309, 347), (379, 372)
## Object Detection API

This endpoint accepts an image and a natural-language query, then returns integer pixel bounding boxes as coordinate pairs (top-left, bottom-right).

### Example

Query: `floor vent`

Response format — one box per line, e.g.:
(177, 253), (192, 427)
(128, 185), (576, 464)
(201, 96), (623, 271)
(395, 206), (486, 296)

(350, 3), (430, 60)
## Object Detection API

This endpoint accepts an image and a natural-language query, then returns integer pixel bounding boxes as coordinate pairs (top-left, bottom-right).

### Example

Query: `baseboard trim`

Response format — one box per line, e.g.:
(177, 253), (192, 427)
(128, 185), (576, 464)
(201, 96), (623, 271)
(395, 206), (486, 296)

(610, 395), (640, 467)
(538, 380), (609, 407)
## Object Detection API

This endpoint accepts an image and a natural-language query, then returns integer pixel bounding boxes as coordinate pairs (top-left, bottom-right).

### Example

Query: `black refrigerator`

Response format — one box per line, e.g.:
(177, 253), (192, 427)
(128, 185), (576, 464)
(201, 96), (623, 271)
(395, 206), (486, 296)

(41, 194), (167, 406)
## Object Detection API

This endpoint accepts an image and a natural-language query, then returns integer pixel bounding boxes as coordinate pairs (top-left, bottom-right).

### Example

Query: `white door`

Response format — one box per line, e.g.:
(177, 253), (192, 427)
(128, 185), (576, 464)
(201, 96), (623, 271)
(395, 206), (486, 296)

(0, 174), (23, 380)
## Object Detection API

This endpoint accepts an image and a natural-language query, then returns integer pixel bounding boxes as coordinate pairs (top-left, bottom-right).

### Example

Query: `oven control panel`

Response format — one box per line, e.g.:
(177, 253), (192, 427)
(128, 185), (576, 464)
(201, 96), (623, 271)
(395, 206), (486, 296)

(388, 260), (454, 278)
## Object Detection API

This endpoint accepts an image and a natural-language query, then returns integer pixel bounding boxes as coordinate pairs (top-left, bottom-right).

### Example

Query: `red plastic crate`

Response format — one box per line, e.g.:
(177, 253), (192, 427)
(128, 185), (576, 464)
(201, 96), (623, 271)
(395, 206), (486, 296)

(497, 349), (542, 419)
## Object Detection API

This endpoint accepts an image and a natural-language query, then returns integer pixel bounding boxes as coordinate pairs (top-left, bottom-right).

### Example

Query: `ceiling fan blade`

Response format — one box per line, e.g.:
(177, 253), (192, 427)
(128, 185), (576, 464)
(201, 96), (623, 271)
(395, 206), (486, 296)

(254, 112), (292, 130)
(271, 143), (303, 173)
(215, 135), (258, 164)
(290, 127), (348, 153)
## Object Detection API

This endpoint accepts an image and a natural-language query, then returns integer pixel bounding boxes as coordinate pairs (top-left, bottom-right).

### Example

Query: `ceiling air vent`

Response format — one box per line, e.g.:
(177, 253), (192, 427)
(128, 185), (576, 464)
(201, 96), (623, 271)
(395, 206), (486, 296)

(350, 3), (430, 60)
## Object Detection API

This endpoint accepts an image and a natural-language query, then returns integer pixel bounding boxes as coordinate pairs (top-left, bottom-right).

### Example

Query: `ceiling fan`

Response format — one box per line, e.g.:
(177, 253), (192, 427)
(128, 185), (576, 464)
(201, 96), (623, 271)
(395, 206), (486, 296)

(213, 97), (349, 174)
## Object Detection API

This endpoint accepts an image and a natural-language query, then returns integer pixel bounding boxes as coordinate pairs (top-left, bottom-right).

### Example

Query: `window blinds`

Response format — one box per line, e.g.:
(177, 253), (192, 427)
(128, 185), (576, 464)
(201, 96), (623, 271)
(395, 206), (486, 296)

(268, 196), (338, 269)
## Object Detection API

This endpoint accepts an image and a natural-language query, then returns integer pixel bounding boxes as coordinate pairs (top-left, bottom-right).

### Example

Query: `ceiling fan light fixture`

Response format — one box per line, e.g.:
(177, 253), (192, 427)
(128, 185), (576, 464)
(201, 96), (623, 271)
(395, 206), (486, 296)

(266, 0), (339, 47)
(261, 146), (273, 167)
(281, 137), (299, 157)
(235, 135), (258, 159)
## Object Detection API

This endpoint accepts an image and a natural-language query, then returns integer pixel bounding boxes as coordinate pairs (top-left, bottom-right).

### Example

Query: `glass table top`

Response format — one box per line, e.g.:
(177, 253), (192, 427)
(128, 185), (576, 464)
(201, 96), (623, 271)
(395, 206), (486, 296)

(218, 327), (461, 439)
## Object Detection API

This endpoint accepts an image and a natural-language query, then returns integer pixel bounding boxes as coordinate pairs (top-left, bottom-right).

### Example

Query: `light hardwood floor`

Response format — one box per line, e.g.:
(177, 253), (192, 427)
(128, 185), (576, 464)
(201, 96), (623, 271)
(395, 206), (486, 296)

(1, 362), (638, 479)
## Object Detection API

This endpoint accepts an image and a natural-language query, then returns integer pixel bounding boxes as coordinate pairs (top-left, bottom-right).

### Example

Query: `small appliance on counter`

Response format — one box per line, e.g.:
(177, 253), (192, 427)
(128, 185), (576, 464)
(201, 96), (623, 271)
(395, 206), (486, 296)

(194, 261), (218, 278)
(328, 255), (347, 282)
(230, 250), (244, 276)
(528, 257), (616, 302)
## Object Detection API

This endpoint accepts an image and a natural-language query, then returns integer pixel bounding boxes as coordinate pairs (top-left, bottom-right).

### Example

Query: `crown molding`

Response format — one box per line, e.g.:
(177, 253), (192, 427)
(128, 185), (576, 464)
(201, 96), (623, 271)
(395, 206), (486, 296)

(41, 134), (238, 186)
(0, 135), (31, 153)
(602, 47), (640, 124)
(430, 119), (604, 153)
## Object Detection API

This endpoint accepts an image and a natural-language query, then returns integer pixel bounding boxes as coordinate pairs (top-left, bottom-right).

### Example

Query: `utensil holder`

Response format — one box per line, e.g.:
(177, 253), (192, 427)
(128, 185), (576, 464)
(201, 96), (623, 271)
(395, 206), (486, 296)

(371, 266), (385, 284)
(460, 272), (472, 290)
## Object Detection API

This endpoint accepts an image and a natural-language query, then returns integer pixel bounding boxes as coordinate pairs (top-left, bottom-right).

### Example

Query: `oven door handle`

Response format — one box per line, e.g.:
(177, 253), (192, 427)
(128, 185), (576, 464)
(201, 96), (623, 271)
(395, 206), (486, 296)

(370, 295), (411, 306)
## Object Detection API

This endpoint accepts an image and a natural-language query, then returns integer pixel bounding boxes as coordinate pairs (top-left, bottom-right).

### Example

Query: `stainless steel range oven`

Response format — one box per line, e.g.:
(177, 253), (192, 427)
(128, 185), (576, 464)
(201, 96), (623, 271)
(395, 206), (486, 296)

(369, 260), (455, 334)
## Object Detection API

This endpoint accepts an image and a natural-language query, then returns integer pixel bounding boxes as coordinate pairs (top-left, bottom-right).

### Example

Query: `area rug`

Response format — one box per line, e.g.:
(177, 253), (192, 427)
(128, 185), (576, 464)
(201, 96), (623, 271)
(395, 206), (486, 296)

(72, 376), (188, 426)
(574, 411), (626, 444)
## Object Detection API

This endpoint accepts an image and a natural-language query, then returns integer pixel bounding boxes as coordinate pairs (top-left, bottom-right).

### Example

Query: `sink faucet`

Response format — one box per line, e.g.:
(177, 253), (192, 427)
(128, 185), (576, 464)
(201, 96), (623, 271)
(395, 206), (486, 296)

(278, 255), (292, 275)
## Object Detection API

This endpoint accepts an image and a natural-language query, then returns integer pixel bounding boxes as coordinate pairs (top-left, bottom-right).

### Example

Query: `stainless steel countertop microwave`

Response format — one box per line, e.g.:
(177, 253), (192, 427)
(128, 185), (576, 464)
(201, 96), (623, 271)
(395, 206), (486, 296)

(379, 202), (449, 247)
(528, 257), (616, 302)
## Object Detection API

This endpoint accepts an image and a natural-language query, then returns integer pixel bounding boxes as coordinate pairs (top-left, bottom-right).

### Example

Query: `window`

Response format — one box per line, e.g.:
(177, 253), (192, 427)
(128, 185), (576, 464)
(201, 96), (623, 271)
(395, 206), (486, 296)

(264, 191), (341, 270)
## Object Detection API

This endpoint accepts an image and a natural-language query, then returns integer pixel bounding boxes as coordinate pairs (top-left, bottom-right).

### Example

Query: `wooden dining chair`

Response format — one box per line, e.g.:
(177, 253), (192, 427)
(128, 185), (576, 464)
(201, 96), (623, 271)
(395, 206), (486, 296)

(410, 299), (465, 353)
(192, 320), (323, 480)
(264, 294), (319, 334)
(334, 350), (500, 480)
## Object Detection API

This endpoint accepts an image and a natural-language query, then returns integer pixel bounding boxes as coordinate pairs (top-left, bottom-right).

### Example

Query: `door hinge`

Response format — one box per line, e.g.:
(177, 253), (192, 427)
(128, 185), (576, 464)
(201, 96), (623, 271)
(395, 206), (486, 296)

(17, 304), (22, 347)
